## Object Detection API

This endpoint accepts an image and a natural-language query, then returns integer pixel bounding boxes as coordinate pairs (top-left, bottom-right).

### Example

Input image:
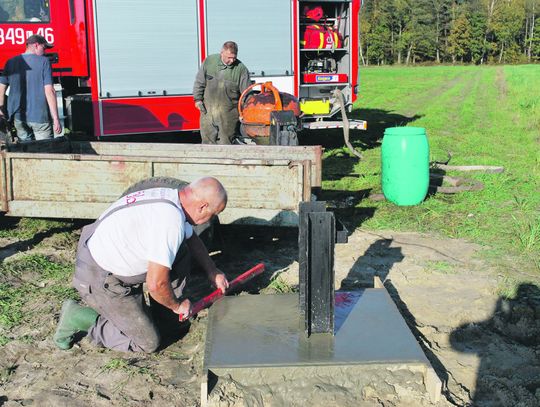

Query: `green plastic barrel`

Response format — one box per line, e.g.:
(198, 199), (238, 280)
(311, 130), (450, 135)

(381, 127), (430, 206)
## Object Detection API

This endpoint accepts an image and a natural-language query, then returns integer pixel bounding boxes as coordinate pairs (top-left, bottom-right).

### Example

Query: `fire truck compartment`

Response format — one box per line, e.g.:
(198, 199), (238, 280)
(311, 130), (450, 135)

(94, 0), (199, 98)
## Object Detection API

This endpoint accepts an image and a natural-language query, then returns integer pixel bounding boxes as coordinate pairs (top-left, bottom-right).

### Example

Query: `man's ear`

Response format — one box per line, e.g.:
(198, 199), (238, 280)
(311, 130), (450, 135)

(198, 201), (209, 213)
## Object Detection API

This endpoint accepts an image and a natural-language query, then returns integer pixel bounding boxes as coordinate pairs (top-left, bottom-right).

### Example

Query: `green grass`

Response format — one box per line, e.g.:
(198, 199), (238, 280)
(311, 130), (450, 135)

(0, 254), (77, 344)
(323, 65), (540, 281)
(101, 358), (160, 391)
(0, 218), (73, 240)
(424, 260), (456, 275)
(262, 275), (296, 294)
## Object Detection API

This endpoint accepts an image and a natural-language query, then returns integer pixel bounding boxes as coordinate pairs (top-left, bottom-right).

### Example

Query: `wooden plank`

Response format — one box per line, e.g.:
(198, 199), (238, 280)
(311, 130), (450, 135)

(75, 142), (323, 187)
(5, 153), (307, 224)
(6, 201), (300, 225)
(153, 162), (303, 210)
(10, 157), (151, 202)
(1, 141), (319, 226)
(7, 201), (111, 219)
(5, 151), (294, 166)
(6, 136), (71, 154)
(7, 154), (302, 208)
(425, 366), (442, 403)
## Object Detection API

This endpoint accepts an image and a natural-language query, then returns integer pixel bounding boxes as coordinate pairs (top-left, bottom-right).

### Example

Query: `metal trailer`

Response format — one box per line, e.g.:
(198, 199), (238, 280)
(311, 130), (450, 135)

(0, 0), (365, 139)
(0, 138), (321, 225)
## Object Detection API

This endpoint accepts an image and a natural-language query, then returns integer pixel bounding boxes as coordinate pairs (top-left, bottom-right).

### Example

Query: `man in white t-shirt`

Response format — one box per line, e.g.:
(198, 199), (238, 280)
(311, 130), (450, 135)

(54, 177), (228, 353)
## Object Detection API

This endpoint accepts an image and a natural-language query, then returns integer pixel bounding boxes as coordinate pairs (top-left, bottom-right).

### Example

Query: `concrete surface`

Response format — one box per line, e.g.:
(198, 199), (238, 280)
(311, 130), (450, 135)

(203, 290), (441, 405)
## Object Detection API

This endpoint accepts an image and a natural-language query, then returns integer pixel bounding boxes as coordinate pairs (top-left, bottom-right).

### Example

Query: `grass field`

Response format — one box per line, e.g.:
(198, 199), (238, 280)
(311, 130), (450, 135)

(320, 64), (539, 287)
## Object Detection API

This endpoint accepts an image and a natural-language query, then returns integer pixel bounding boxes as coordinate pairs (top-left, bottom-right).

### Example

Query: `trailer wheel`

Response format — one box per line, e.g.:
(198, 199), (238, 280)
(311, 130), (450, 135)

(120, 176), (188, 196)
(120, 176), (217, 247)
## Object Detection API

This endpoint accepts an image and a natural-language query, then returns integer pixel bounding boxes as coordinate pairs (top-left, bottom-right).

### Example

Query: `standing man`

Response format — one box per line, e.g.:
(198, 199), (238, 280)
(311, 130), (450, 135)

(193, 41), (251, 144)
(0, 34), (62, 142)
(54, 177), (229, 353)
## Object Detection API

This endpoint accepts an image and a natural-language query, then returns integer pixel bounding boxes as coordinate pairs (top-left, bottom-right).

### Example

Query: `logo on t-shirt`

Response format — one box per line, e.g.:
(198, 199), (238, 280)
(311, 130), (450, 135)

(125, 190), (145, 204)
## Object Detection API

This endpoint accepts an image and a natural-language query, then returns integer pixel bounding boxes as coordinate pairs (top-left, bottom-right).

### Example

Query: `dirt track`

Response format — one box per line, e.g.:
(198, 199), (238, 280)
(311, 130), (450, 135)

(0, 224), (539, 406)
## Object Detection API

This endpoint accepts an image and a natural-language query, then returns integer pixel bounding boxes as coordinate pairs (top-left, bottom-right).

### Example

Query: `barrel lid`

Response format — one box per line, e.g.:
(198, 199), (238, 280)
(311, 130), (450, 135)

(384, 126), (426, 136)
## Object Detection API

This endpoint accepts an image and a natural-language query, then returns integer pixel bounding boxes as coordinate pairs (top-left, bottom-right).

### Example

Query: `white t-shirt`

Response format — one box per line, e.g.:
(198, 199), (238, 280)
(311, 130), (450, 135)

(88, 188), (193, 277)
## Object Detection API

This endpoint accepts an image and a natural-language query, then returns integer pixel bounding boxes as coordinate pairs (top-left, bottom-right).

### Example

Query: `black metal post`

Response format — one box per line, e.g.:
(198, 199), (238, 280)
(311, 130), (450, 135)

(299, 202), (335, 336)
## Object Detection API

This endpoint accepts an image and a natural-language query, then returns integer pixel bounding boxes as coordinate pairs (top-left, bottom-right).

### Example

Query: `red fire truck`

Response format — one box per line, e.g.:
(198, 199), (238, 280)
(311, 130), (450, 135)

(0, 0), (363, 139)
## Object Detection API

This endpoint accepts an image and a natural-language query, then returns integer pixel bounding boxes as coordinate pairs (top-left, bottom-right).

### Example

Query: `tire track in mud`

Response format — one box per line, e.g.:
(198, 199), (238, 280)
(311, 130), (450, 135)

(473, 67), (505, 133)
(495, 66), (508, 101)
(398, 70), (477, 120)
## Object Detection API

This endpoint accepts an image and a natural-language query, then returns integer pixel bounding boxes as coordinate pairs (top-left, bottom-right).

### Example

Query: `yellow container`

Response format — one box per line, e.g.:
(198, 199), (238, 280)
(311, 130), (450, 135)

(300, 99), (330, 115)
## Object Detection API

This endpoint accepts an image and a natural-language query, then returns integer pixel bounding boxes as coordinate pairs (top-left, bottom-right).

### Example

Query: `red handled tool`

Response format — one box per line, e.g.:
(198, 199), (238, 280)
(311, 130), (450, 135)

(179, 263), (265, 321)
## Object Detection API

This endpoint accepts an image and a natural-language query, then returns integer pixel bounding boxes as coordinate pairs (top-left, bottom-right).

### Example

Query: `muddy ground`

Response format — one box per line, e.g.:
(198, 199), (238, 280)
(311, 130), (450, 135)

(0, 222), (539, 406)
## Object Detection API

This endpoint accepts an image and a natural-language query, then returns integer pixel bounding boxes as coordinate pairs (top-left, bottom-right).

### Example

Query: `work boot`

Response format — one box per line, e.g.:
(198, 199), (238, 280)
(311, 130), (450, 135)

(54, 299), (98, 350)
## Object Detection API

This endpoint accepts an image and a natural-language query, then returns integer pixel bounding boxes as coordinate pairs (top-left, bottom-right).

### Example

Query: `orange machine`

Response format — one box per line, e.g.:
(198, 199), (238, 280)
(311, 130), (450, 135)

(238, 82), (301, 145)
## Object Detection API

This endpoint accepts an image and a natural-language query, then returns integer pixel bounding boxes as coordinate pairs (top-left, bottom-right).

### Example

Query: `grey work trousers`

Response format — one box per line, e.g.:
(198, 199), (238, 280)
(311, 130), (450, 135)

(73, 222), (190, 353)
(199, 107), (239, 145)
(14, 119), (53, 142)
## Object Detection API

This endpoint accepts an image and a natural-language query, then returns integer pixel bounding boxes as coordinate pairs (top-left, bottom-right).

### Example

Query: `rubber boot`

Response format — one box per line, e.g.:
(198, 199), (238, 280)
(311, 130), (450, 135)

(54, 299), (98, 350)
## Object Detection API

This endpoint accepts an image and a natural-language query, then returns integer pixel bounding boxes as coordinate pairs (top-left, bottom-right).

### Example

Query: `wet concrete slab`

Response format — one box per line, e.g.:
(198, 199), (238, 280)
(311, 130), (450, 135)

(203, 289), (441, 404)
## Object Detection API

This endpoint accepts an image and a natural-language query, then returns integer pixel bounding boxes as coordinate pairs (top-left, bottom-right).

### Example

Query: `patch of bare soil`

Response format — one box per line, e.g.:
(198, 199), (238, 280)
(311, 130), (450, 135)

(1, 225), (539, 406)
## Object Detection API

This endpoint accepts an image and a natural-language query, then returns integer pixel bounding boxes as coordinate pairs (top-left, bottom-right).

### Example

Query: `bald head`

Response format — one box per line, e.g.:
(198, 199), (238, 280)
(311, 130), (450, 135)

(179, 177), (227, 225)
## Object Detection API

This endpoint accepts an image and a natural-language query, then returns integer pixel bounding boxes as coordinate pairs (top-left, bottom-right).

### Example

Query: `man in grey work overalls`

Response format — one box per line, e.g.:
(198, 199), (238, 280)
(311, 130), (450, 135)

(193, 41), (251, 144)
(54, 177), (228, 353)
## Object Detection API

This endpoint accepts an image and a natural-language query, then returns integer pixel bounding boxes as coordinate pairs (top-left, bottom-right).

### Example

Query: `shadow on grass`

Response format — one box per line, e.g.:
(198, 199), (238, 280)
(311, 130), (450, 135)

(299, 108), (421, 232)
(0, 216), (86, 263)
(299, 108), (422, 152)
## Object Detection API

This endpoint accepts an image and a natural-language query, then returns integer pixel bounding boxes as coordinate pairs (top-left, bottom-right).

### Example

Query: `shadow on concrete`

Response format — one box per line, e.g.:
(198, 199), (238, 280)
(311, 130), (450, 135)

(449, 283), (540, 406)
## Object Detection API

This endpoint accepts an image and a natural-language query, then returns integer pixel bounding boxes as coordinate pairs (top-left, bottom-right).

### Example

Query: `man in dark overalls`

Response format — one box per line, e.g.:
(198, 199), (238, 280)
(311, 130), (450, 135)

(193, 41), (251, 144)
(54, 177), (228, 353)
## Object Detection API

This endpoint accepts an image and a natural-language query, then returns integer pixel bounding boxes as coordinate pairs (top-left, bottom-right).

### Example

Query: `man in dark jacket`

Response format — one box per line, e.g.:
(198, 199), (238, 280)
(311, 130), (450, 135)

(193, 41), (251, 144)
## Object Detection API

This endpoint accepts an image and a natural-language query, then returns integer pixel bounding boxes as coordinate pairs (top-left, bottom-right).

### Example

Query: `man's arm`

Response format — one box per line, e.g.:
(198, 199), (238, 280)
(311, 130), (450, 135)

(146, 261), (191, 315)
(238, 66), (251, 94)
(193, 62), (207, 112)
(186, 233), (229, 292)
(44, 84), (62, 134)
(0, 83), (7, 120)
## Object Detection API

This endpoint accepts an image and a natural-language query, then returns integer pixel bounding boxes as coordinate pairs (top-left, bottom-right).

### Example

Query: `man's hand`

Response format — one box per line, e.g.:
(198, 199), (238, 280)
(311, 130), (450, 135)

(174, 298), (192, 321)
(52, 117), (62, 134)
(209, 269), (229, 293)
(195, 100), (207, 114)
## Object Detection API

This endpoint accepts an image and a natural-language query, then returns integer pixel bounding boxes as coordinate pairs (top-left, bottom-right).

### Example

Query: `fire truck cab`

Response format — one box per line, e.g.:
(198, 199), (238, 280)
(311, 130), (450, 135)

(0, 0), (363, 139)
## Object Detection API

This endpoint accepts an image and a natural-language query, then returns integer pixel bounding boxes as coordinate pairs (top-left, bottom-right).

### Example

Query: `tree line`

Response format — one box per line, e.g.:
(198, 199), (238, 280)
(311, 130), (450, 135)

(359, 0), (539, 65)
